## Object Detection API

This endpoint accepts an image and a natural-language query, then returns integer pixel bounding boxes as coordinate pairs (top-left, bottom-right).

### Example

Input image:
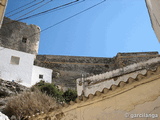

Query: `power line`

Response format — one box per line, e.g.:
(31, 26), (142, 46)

(5, 0), (36, 15)
(41, 0), (106, 32)
(14, 0), (54, 20)
(29, 0), (106, 37)
(1, 0), (106, 48)
(7, 0), (45, 18)
(3, 0), (83, 26)
(17, 0), (84, 21)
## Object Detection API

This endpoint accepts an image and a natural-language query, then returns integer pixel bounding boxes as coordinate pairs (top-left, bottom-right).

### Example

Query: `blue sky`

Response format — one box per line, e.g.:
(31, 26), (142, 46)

(5, 0), (160, 57)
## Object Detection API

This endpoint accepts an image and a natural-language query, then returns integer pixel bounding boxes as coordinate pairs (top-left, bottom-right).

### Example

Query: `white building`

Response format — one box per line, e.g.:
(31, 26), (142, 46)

(145, 0), (160, 42)
(0, 46), (52, 87)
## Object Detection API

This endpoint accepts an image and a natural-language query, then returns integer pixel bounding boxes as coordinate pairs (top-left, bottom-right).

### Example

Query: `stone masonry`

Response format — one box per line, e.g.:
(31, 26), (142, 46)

(35, 52), (160, 90)
(0, 17), (40, 55)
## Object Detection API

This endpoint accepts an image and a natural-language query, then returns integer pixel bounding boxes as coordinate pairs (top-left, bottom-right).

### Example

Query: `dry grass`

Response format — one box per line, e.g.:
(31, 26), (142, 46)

(4, 89), (58, 119)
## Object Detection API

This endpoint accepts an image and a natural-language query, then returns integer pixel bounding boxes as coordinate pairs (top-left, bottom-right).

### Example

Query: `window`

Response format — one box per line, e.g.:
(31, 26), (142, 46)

(22, 37), (27, 43)
(39, 74), (43, 79)
(10, 56), (20, 65)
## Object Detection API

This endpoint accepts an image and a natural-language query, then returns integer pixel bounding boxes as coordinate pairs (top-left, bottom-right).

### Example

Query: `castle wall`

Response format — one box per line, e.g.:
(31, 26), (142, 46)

(35, 55), (115, 89)
(35, 52), (159, 90)
(0, 17), (40, 55)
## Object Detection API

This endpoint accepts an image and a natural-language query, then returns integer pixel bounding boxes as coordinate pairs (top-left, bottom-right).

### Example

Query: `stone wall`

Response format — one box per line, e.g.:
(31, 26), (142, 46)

(35, 52), (159, 90)
(0, 17), (40, 55)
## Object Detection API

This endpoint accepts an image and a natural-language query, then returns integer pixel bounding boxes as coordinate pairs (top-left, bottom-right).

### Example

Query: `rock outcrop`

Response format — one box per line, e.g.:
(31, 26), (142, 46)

(0, 79), (29, 112)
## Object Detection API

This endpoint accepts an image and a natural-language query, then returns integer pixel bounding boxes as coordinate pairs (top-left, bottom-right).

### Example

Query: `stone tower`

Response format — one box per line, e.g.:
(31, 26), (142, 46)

(0, 17), (40, 55)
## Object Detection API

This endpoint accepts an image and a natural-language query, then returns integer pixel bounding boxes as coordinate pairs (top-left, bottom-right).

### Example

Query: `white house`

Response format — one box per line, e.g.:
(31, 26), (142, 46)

(0, 46), (52, 87)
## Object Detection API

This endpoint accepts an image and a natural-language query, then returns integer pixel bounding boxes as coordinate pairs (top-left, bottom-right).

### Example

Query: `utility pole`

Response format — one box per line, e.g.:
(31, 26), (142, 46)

(0, 0), (8, 28)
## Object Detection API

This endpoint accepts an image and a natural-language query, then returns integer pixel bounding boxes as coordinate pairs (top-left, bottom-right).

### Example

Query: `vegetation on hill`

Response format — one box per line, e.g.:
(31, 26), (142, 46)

(33, 80), (77, 103)
(4, 89), (57, 119)
(3, 80), (77, 119)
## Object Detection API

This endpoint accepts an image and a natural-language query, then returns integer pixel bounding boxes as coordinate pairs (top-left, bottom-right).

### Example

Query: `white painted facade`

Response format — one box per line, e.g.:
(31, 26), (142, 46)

(0, 46), (52, 87)
(32, 65), (52, 85)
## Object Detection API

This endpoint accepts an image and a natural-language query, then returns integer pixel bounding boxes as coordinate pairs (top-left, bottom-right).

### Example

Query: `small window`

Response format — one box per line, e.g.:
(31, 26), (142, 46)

(22, 37), (27, 43)
(39, 74), (43, 79)
(10, 56), (20, 65)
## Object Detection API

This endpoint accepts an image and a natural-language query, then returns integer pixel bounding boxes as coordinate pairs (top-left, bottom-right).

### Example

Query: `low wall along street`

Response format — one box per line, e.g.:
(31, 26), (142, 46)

(27, 65), (160, 120)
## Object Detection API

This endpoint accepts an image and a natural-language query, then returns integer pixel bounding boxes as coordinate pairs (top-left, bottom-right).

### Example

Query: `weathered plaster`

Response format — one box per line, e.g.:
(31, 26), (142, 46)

(28, 68), (160, 120)
(77, 57), (160, 96)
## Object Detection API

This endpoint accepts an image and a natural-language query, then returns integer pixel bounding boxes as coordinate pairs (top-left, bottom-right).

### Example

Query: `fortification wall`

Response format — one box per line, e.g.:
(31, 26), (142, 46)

(35, 52), (159, 90)
(0, 17), (40, 55)
(35, 55), (116, 90)
(27, 66), (160, 120)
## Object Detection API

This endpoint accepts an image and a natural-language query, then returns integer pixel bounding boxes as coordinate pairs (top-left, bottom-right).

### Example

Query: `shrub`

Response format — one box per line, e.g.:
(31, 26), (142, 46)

(4, 89), (57, 119)
(33, 81), (78, 103)
(63, 89), (77, 103)
(33, 80), (64, 102)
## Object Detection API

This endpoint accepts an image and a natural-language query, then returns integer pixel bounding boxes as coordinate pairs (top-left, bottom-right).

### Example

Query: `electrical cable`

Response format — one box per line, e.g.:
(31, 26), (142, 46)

(3, 0), (83, 25)
(14, 0), (54, 20)
(41, 0), (106, 33)
(28, 0), (106, 38)
(17, 0), (84, 21)
(5, 0), (36, 15)
(3, 0), (106, 41)
(7, 0), (45, 18)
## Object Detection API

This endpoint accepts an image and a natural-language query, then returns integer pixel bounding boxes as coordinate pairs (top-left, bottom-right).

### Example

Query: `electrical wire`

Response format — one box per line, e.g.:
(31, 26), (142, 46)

(14, 0), (54, 20)
(5, 0), (36, 15)
(29, 0), (106, 38)
(3, 0), (106, 41)
(3, 0), (83, 25)
(7, 0), (45, 18)
(17, 0), (84, 21)
(41, 0), (106, 32)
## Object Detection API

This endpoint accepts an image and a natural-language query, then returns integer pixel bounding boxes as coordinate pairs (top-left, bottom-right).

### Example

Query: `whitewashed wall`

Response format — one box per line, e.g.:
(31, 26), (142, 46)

(31, 65), (52, 85)
(0, 47), (35, 87)
(77, 57), (160, 96)
(146, 0), (160, 42)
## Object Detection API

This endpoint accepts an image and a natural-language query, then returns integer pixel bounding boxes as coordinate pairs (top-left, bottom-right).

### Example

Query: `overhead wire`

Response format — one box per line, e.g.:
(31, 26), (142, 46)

(30, 0), (106, 37)
(14, 0), (54, 20)
(5, 0), (36, 15)
(7, 0), (45, 18)
(3, 0), (83, 25)
(41, 0), (106, 32)
(3, 0), (106, 42)
(17, 0), (84, 21)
